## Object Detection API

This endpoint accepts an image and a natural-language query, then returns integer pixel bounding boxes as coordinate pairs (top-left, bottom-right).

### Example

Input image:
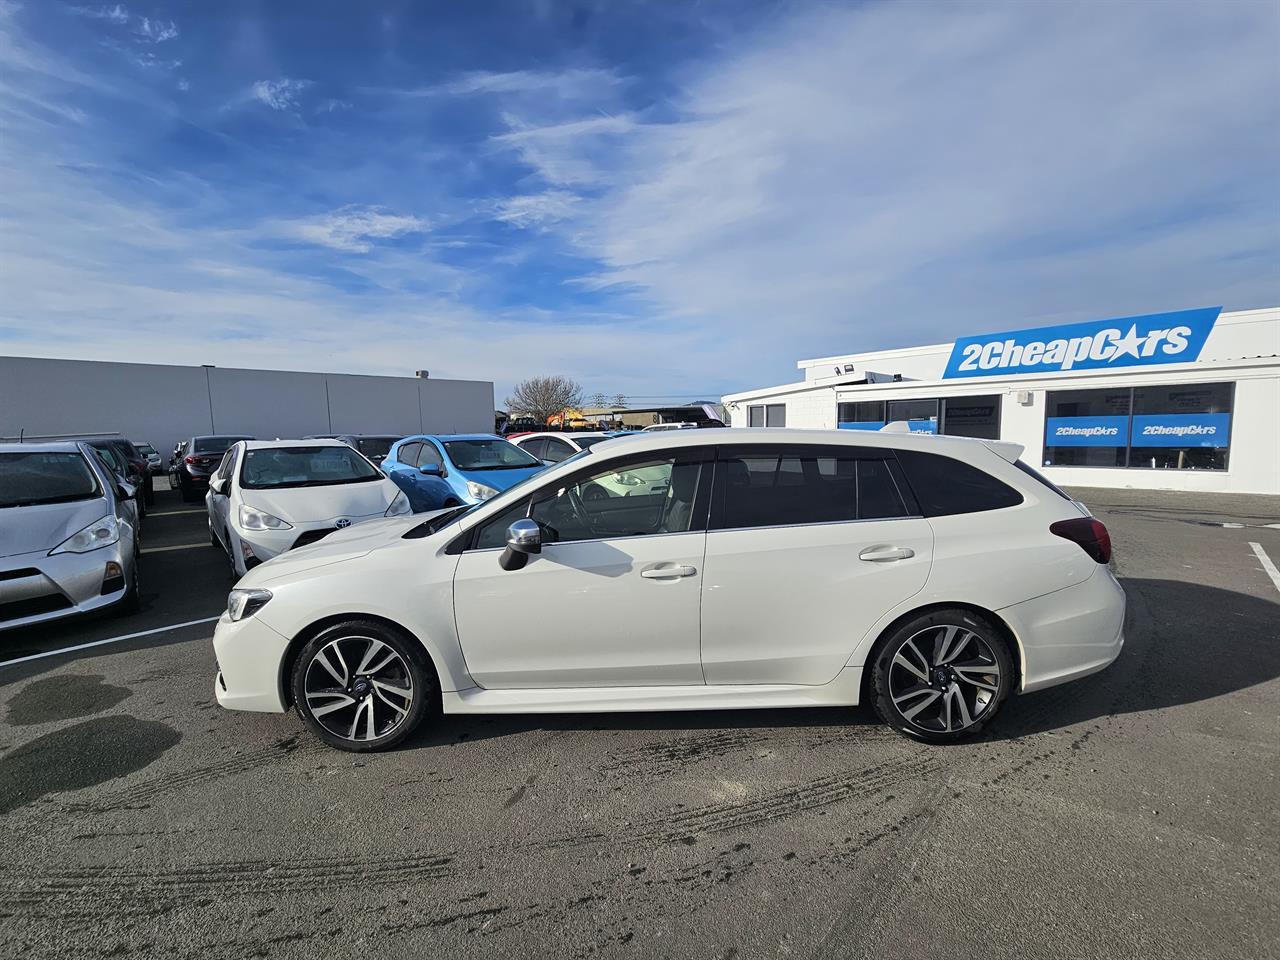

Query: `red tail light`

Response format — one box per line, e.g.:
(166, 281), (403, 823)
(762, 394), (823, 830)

(184, 455), (197, 464)
(1050, 516), (1112, 564)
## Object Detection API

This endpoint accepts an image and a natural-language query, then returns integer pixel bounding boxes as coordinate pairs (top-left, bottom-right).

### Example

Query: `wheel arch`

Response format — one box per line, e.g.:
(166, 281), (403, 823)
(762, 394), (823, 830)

(857, 601), (1024, 704)
(279, 613), (444, 710)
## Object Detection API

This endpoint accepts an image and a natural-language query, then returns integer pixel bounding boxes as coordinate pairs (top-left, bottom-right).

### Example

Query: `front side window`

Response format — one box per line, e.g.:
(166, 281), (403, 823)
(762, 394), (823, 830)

(356, 437), (397, 460)
(712, 447), (909, 530)
(416, 442), (444, 469)
(472, 454), (705, 548)
(0, 452), (101, 508)
(894, 449), (1022, 516)
(394, 442), (422, 466)
(542, 438), (576, 463)
(443, 439), (541, 470)
(240, 446), (381, 490)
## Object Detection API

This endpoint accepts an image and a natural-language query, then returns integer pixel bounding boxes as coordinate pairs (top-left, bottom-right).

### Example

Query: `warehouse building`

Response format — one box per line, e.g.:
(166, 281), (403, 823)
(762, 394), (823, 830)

(723, 306), (1280, 494)
(0, 356), (495, 458)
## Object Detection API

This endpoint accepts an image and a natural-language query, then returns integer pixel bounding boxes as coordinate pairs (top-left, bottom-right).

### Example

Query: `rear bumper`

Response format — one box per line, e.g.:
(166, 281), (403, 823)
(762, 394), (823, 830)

(999, 566), (1126, 694)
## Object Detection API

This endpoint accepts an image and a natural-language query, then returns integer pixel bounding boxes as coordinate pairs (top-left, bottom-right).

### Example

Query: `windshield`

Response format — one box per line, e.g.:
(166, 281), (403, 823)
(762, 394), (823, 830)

(442, 439), (541, 471)
(356, 437), (397, 459)
(137, 444), (156, 455)
(0, 452), (102, 508)
(240, 446), (382, 489)
(195, 436), (249, 454)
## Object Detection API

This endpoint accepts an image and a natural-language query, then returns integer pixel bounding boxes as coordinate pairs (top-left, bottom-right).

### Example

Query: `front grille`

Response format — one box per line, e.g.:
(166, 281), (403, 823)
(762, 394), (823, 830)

(291, 528), (336, 550)
(0, 568), (41, 583)
(0, 594), (72, 623)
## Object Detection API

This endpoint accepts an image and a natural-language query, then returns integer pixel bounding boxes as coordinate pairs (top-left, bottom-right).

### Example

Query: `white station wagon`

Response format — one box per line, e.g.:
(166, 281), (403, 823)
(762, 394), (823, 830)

(212, 429), (1125, 751)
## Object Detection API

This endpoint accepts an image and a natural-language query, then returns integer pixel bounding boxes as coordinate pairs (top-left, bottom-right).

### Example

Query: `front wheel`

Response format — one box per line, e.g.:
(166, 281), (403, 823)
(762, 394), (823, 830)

(870, 609), (1013, 743)
(291, 620), (432, 752)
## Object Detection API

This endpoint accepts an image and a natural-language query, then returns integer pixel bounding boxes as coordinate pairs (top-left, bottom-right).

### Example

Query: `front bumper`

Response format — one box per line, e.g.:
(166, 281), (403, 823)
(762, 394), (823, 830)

(0, 543), (131, 633)
(237, 513), (386, 566)
(212, 610), (292, 713)
(1000, 566), (1127, 694)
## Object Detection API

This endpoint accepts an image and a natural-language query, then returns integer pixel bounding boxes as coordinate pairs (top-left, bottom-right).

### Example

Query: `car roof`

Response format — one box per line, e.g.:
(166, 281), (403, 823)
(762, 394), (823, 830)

(514, 431), (610, 440)
(240, 439), (354, 450)
(0, 440), (90, 455)
(578, 427), (1017, 462)
(409, 433), (502, 442)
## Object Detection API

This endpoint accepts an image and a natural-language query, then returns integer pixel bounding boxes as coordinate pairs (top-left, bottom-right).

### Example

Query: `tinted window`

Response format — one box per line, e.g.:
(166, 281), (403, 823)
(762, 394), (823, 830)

(519, 437), (547, 461)
(1014, 460), (1070, 500)
(395, 442), (422, 465)
(194, 436), (248, 454)
(765, 404), (786, 427)
(942, 395), (1001, 440)
(0, 452), (101, 508)
(747, 406), (764, 427)
(416, 442), (444, 468)
(542, 438), (576, 463)
(894, 449), (1022, 516)
(356, 437), (397, 460)
(713, 447), (907, 530)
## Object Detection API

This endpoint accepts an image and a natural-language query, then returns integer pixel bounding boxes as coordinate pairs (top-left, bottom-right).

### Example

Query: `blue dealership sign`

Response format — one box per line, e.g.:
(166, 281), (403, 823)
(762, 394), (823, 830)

(1045, 416), (1129, 447)
(1131, 413), (1230, 448)
(838, 420), (936, 434)
(943, 307), (1221, 379)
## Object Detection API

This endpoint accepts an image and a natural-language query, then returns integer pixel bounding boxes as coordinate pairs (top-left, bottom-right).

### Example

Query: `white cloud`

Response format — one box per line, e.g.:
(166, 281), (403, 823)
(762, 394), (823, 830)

(135, 17), (178, 43)
(492, 190), (580, 229)
(445, 68), (622, 100)
(251, 77), (310, 111)
(490, 1), (1280, 368)
(274, 205), (429, 253)
(72, 4), (129, 25)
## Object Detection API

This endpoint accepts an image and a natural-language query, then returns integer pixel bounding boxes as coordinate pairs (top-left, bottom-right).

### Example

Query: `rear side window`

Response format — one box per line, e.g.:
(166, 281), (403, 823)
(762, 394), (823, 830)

(712, 447), (909, 530)
(1014, 459), (1071, 500)
(894, 448), (1023, 516)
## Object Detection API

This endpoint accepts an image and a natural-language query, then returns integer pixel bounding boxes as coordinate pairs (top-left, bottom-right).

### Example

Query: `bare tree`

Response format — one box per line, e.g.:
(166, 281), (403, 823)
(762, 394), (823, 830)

(505, 375), (585, 425)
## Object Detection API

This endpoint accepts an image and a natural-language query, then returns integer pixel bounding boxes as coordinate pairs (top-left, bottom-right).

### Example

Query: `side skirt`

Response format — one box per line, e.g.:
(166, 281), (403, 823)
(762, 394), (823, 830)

(441, 666), (863, 715)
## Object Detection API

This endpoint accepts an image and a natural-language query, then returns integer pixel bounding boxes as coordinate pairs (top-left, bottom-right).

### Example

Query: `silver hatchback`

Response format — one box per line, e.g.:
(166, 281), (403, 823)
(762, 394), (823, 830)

(0, 441), (141, 632)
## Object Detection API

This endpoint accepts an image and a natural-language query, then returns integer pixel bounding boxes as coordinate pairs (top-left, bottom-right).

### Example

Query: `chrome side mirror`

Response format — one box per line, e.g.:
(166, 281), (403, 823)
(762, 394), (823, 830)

(499, 518), (541, 571)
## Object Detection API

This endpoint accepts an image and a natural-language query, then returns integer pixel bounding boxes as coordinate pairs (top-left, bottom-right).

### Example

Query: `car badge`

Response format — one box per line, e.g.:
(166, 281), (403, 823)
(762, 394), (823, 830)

(336, 518), (351, 528)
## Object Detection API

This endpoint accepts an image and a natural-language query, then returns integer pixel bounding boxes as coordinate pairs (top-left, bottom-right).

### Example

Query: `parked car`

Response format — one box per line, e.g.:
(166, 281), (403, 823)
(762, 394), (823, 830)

(135, 441), (163, 475)
(82, 437), (153, 512)
(171, 435), (254, 502)
(303, 435), (403, 465)
(382, 434), (545, 511)
(0, 441), (141, 631)
(211, 428), (1125, 752)
(207, 439), (411, 578)
(509, 431), (627, 465)
(641, 422), (698, 431)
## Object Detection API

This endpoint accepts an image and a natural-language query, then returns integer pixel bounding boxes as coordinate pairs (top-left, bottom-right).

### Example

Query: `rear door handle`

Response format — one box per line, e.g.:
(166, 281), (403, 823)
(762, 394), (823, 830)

(640, 564), (698, 579)
(859, 546), (915, 562)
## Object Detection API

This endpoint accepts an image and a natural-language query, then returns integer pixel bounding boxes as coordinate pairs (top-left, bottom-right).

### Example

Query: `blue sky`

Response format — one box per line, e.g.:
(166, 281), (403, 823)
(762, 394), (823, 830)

(1, 1), (1277, 404)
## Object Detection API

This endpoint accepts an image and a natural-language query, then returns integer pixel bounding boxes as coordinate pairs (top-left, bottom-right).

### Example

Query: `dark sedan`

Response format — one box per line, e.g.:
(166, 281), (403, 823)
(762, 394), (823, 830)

(170, 435), (254, 502)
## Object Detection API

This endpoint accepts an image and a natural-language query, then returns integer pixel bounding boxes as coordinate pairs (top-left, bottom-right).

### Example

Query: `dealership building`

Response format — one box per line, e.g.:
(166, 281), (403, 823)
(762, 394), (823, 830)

(723, 306), (1280, 495)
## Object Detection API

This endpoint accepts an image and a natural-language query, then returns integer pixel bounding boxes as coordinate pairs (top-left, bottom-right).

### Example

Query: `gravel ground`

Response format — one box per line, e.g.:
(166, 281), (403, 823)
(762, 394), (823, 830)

(0, 483), (1277, 959)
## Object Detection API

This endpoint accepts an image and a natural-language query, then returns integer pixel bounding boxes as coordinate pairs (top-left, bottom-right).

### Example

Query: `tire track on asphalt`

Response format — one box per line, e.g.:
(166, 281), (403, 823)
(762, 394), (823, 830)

(60, 735), (307, 813)
(549, 752), (936, 848)
(0, 851), (456, 916)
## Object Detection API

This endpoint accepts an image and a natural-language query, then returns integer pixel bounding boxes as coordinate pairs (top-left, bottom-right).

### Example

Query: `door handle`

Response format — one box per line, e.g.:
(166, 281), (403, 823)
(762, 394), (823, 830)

(640, 564), (698, 579)
(858, 546), (915, 562)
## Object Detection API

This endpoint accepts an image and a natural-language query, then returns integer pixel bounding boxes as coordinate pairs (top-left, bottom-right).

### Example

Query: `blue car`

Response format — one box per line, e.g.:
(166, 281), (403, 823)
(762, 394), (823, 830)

(383, 433), (547, 512)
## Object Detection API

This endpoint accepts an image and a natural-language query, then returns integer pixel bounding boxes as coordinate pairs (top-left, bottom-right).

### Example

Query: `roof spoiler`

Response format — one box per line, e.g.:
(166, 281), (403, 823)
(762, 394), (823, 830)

(878, 420), (1024, 463)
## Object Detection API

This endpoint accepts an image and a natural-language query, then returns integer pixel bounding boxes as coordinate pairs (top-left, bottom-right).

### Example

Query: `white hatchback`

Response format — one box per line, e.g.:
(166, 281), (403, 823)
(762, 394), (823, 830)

(207, 440), (411, 578)
(212, 429), (1125, 751)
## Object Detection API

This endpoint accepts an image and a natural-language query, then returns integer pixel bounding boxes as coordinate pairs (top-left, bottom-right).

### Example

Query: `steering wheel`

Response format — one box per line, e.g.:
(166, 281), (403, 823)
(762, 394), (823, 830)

(581, 482), (609, 502)
(561, 484), (600, 537)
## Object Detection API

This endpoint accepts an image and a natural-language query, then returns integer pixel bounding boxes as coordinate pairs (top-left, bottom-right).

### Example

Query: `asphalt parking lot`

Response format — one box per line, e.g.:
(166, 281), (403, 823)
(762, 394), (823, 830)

(1, 482), (1277, 959)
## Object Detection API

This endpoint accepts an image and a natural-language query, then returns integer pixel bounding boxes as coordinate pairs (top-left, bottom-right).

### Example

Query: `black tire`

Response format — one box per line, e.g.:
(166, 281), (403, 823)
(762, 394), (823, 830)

(179, 478), (196, 503)
(209, 522), (219, 547)
(115, 548), (141, 616)
(291, 620), (433, 752)
(225, 528), (239, 580)
(870, 608), (1013, 744)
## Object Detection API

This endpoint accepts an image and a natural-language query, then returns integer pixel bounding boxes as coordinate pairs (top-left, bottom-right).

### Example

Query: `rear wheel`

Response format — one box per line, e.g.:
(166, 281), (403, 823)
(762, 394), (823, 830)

(870, 608), (1012, 743)
(291, 620), (432, 752)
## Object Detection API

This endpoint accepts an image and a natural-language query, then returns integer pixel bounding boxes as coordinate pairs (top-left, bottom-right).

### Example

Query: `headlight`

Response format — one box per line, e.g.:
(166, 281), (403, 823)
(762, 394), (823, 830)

(238, 504), (293, 531)
(227, 588), (272, 621)
(466, 480), (499, 501)
(49, 515), (119, 555)
(385, 490), (412, 517)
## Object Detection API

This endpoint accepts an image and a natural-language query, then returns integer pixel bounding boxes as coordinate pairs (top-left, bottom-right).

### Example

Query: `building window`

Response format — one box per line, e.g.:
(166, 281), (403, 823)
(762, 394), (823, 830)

(1043, 383), (1232, 471)
(839, 396), (999, 438)
(747, 404), (786, 427)
(941, 395), (1001, 440)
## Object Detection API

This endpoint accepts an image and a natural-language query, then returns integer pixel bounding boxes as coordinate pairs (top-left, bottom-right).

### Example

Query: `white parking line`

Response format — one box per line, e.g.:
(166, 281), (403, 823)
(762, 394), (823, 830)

(0, 616), (220, 668)
(147, 509), (205, 517)
(1249, 542), (1280, 596)
(141, 542), (209, 554)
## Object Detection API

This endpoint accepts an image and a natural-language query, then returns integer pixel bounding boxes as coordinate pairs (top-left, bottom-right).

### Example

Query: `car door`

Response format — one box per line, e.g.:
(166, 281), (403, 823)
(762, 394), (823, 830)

(699, 444), (933, 686)
(541, 437), (576, 464)
(452, 448), (712, 688)
(207, 444), (239, 544)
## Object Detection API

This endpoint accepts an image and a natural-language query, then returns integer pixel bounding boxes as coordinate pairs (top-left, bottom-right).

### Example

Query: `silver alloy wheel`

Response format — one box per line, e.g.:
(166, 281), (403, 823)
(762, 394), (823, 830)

(303, 635), (415, 743)
(887, 624), (1002, 733)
